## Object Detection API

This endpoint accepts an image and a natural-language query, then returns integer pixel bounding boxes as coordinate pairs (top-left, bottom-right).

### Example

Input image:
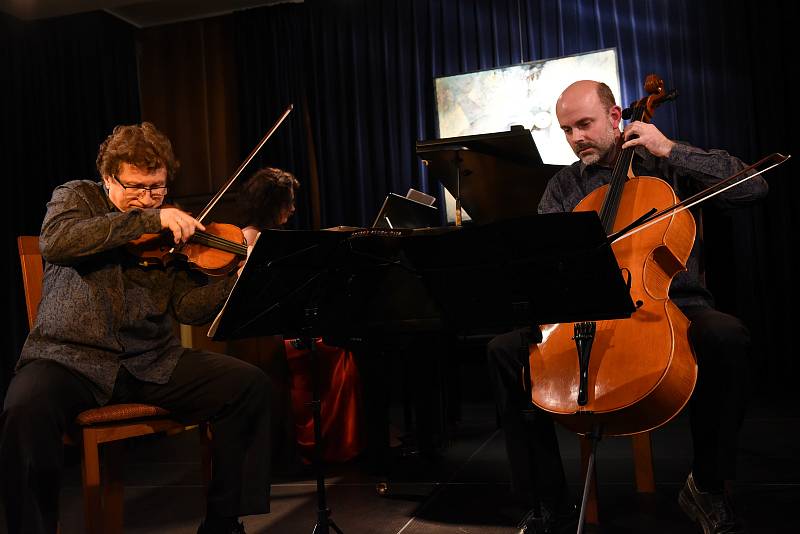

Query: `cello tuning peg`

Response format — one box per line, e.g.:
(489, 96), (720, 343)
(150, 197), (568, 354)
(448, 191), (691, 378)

(622, 107), (633, 120)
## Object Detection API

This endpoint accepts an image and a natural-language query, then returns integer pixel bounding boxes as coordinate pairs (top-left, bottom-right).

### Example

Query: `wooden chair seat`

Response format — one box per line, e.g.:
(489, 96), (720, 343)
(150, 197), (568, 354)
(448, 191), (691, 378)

(75, 403), (171, 424)
(62, 403), (195, 448)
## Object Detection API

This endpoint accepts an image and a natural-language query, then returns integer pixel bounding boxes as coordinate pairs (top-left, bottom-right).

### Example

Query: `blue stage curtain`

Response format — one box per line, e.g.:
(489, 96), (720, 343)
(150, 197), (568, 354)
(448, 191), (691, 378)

(4, 0), (794, 395)
(234, 0), (793, 224)
(233, 0), (798, 391)
(234, 3), (315, 230)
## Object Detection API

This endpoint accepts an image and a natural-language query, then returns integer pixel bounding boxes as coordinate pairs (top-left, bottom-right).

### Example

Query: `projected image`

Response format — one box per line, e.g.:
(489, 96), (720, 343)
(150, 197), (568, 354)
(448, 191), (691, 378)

(433, 48), (621, 222)
(435, 48), (621, 165)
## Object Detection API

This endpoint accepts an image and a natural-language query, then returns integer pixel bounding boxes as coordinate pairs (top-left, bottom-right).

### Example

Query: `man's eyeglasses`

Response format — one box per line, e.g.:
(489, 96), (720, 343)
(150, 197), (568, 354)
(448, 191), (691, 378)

(112, 174), (168, 200)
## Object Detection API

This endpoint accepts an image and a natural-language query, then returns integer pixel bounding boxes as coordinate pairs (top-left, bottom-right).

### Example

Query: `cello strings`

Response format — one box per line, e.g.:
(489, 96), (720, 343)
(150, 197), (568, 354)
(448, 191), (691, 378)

(601, 103), (644, 233)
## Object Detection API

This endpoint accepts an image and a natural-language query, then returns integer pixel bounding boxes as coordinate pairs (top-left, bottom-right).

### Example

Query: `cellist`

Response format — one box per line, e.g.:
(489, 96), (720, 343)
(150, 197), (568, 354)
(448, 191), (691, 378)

(0, 122), (271, 534)
(487, 80), (767, 534)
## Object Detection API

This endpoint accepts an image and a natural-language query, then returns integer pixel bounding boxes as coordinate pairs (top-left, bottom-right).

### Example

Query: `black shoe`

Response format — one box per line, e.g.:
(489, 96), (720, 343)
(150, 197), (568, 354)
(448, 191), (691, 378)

(679, 472), (746, 533)
(517, 500), (578, 534)
(197, 518), (246, 534)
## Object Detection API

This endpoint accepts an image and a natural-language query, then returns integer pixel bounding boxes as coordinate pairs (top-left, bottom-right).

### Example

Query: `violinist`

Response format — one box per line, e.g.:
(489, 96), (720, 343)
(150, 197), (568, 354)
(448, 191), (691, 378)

(487, 80), (767, 534)
(0, 122), (271, 534)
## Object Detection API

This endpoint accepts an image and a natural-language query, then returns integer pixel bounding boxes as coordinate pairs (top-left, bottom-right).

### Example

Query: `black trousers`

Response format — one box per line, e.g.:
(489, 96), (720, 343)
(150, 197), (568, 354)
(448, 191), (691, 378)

(487, 327), (567, 508)
(0, 350), (271, 534)
(486, 305), (750, 505)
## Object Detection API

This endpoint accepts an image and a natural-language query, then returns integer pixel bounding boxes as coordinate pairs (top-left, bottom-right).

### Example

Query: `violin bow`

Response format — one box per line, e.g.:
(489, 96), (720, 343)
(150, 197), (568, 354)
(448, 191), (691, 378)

(195, 104), (294, 224)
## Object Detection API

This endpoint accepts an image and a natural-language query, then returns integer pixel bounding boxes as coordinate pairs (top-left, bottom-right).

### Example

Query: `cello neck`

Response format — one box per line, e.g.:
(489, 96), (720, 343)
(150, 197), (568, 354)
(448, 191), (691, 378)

(598, 101), (646, 235)
(598, 74), (677, 235)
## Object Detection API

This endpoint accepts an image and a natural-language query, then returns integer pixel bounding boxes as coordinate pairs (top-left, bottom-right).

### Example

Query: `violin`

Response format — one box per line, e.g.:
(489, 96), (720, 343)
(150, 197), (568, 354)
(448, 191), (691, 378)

(124, 105), (294, 276)
(127, 210), (248, 276)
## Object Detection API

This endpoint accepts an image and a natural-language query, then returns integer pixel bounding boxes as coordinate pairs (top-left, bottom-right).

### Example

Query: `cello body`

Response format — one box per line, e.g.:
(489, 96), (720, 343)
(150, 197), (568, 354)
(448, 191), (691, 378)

(530, 175), (698, 436)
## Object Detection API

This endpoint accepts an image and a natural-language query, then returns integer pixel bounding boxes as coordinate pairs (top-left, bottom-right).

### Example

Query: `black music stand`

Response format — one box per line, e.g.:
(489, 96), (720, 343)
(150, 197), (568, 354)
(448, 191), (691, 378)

(210, 214), (636, 533)
(344, 212), (635, 333)
(371, 193), (440, 229)
(416, 125), (563, 224)
(209, 229), (354, 341)
(210, 228), (354, 534)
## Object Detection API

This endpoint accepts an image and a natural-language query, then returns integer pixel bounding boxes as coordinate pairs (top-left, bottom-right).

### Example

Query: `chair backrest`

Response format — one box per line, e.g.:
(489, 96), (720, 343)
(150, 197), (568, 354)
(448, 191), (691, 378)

(17, 236), (43, 329)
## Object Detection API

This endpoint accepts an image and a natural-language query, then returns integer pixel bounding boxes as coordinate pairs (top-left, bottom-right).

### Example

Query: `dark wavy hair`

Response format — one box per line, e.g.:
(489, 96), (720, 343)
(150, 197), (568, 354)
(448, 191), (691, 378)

(239, 167), (300, 229)
(96, 122), (179, 180)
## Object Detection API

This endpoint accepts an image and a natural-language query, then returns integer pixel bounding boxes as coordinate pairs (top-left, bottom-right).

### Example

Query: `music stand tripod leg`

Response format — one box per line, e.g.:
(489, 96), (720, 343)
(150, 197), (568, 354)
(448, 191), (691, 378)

(577, 424), (602, 534)
(303, 307), (344, 534)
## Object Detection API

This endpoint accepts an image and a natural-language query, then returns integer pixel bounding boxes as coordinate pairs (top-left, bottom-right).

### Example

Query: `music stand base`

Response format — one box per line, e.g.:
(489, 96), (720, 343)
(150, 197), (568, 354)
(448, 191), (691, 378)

(303, 307), (345, 534)
(577, 425), (602, 534)
(312, 508), (343, 534)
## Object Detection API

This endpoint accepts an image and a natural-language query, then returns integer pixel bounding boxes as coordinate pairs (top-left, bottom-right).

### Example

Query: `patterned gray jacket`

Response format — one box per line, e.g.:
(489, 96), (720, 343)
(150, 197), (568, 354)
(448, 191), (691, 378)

(18, 180), (236, 404)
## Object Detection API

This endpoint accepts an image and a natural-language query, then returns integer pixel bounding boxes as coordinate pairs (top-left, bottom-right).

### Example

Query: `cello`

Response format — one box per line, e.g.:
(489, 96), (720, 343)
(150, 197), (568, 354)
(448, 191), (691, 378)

(527, 76), (789, 532)
(529, 74), (697, 438)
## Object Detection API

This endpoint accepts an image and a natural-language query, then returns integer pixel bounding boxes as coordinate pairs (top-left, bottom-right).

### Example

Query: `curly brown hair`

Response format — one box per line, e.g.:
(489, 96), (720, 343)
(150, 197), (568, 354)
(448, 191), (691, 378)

(240, 167), (299, 230)
(96, 122), (180, 180)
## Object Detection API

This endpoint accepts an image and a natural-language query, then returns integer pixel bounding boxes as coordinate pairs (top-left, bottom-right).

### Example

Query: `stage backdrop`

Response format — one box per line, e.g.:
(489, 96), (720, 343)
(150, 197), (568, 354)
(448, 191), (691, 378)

(3, 0), (797, 399)
(233, 0), (798, 395)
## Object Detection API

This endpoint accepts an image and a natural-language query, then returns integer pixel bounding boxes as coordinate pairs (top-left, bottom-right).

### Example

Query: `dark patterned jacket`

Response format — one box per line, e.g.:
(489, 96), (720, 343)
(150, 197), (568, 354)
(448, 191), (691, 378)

(538, 143), (768, 309)
(18, 180), (237, 404)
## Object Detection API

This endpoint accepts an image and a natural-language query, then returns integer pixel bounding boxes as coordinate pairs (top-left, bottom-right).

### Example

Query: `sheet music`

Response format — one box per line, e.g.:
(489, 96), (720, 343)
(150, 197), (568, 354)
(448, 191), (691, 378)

(406, 188), (436, 206)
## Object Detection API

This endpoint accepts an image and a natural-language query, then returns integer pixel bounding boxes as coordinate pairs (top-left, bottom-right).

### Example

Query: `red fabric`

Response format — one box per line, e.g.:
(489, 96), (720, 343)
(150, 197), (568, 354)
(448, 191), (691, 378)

(284, 339), (364, 463)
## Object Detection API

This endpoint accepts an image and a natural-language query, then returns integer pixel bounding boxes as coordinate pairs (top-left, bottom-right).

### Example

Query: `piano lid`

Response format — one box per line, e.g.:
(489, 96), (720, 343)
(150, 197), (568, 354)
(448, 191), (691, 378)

(416, 125), (562, 224)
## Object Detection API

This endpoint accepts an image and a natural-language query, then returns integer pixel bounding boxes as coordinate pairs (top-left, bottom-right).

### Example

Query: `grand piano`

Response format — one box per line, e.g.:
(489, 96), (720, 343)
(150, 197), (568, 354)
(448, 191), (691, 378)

(209, 126), (634, 481)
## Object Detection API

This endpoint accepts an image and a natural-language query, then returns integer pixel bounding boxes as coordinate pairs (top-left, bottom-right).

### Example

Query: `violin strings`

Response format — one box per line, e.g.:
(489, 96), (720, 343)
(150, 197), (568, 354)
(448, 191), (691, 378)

(192, 231), (241, 250)
(192, 231), (248, 255)
(199, 235), (247, 254)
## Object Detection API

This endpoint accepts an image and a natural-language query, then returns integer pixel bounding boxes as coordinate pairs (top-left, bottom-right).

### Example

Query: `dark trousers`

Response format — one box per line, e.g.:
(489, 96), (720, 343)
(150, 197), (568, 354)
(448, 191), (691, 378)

(683, 306), (750, 490)
(487, 327), (567, 508)
(486, 306), (750, 505)
(0, 350), (271, 534)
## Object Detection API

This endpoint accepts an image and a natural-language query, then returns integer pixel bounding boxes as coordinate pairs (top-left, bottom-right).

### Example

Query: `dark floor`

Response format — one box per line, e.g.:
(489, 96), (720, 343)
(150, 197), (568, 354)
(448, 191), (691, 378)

(0, 390), (800, 534)
(5, 389), (795, 534)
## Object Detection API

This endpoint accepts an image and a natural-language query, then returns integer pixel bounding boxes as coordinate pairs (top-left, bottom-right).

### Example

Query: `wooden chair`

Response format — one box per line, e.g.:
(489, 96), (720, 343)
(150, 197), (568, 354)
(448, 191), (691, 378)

(579, 431), (655, 524)
(17, 235), (211, 534)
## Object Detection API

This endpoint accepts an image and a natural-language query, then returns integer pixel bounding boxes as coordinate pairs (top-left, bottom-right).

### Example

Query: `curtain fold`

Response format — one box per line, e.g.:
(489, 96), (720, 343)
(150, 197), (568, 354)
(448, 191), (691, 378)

(234, 3), (315, 230)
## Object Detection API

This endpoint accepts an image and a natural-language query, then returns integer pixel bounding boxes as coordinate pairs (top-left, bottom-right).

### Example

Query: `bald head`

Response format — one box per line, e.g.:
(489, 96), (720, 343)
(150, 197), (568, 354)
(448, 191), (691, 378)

(556, 80), (622, 166)
(557, 80), (616, 117)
